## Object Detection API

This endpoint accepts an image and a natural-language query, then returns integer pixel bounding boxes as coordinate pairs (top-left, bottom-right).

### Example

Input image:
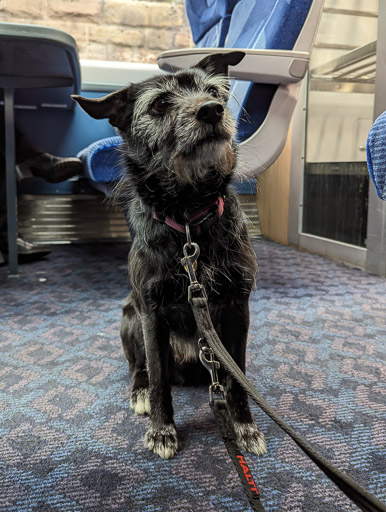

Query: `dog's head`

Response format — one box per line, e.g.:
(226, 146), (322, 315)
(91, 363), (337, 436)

(73, 51), (244, 191)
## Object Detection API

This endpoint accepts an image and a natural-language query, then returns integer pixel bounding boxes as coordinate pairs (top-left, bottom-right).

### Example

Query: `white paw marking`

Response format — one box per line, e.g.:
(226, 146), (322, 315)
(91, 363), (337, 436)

(234, 422), (267, 455)
(130, 388), (150, 415)
(145, 423), (179, 459)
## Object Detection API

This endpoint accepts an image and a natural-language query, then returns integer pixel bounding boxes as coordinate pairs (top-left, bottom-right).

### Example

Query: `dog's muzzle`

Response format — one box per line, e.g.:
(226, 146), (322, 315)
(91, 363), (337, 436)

(196, 101), (224, 126)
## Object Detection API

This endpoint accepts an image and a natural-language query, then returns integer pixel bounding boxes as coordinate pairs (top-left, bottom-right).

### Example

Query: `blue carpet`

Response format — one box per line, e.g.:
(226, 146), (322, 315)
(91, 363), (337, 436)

(0, 240), (385, 512)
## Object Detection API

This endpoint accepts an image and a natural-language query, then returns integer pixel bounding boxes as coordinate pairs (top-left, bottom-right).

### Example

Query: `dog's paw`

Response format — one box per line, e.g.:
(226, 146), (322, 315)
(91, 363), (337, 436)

(130, 387), (150, 415)
(234, 422), (267, 455)
(145, 423), (179, 459)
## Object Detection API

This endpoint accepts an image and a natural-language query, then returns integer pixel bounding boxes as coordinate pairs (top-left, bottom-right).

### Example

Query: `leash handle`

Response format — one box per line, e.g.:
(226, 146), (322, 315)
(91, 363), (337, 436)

(189, 288), (386, 512)
(211, 400), (266, 512)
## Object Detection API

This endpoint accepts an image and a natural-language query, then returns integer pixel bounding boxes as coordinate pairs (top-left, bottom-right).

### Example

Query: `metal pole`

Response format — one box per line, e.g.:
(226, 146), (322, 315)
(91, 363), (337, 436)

(4, 88), (19, 276)
(365, 1), (386, 277)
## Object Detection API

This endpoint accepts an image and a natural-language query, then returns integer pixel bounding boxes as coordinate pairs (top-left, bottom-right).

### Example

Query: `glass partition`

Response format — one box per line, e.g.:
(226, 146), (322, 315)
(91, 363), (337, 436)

(302, 1), (378, 248)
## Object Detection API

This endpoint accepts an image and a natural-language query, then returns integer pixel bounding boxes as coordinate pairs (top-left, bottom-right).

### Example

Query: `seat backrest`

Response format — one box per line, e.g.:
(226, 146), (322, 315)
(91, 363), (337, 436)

(186, 0), (314, 142)
(0, 22), (81, 110)
(186, 0), (238, 47)
(367, 111), (386, 201)
(223, 0), (313, 52)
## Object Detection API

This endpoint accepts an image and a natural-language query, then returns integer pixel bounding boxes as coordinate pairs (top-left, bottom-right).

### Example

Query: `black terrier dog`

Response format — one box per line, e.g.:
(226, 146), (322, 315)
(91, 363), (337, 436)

(73, 51), (266, 459)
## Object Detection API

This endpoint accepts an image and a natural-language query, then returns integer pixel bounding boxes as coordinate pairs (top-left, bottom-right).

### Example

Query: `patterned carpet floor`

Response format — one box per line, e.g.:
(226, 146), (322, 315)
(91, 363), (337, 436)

(0, 240), (385, 512)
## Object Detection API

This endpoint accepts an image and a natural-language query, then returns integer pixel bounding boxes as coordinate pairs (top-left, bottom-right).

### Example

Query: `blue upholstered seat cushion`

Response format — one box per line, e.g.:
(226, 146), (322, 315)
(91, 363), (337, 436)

(367, 111), (386, 200)
(77, 135), (124, 183)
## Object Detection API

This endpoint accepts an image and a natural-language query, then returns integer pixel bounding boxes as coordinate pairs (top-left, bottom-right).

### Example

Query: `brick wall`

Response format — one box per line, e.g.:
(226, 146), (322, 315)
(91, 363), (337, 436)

(0, 0), (192, 63)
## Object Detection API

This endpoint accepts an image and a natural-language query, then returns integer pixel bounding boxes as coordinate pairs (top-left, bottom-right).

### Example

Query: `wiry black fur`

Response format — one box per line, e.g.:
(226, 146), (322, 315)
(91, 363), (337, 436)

(73, 52), (266, 459)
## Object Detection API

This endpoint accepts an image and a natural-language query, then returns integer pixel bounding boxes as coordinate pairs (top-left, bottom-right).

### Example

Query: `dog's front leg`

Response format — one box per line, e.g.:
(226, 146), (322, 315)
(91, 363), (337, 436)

(221, 299), (267, 456)
(141, 312), (179, 459)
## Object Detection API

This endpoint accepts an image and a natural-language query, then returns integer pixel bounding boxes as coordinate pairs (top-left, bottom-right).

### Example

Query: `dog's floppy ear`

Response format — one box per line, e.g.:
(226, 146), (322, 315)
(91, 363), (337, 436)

(72, 88), (133, 130)
(194, 51), (245, 76)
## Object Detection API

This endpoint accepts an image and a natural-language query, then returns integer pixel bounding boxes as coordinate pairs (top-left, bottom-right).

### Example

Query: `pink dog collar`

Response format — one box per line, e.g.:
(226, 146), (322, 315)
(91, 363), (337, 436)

(153, 196), (225, 235)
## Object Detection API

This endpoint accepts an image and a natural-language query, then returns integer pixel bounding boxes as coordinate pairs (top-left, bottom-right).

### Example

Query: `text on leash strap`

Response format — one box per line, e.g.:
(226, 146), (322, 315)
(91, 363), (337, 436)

(237, 455), (260, 496)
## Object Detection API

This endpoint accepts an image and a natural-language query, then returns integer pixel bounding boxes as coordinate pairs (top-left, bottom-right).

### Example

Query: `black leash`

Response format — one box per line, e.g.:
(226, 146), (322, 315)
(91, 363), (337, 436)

(180, 231), (386, 512)
(199, 339), (265, 511)
(211, 399), (266, 512)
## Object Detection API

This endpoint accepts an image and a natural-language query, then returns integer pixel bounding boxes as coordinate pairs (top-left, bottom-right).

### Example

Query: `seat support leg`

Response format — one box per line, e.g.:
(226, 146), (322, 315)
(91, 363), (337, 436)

(4, 88), (19, 276)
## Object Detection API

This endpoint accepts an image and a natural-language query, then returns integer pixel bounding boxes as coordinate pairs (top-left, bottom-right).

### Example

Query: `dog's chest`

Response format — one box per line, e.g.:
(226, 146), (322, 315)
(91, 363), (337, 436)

(159, 260), (238, 308)
(169, 332), (199, 365)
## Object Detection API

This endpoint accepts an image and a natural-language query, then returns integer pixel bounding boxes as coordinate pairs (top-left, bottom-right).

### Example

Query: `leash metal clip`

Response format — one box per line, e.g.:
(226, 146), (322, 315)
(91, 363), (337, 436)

(181, 241), (200, 285)
(181, 224), (207, 302)
(198, 338), (225, 403)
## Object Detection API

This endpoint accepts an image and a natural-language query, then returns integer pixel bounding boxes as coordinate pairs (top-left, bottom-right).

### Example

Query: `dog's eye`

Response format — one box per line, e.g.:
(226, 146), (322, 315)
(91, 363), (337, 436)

(151, 97), (169, 115)
(208, 88), (219, 98)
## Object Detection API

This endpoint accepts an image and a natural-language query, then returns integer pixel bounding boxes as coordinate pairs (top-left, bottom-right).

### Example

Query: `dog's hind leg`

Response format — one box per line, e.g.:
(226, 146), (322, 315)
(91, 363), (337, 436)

(220, 299), (267, 456)
(121, 295), (150, 415)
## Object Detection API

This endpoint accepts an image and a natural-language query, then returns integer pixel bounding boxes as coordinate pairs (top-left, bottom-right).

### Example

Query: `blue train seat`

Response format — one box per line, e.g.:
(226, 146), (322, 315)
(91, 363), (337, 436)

(0, 22), (81, 274)
(367, 110), (386, 201)
(158, 0), (324, 184)
(79, 0), (323, 195)
(2, 1), (324, 272)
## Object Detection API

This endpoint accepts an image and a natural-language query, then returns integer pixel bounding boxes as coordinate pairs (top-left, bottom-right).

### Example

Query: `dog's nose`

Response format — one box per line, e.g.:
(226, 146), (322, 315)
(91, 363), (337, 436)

(196, 101), (224, 125)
